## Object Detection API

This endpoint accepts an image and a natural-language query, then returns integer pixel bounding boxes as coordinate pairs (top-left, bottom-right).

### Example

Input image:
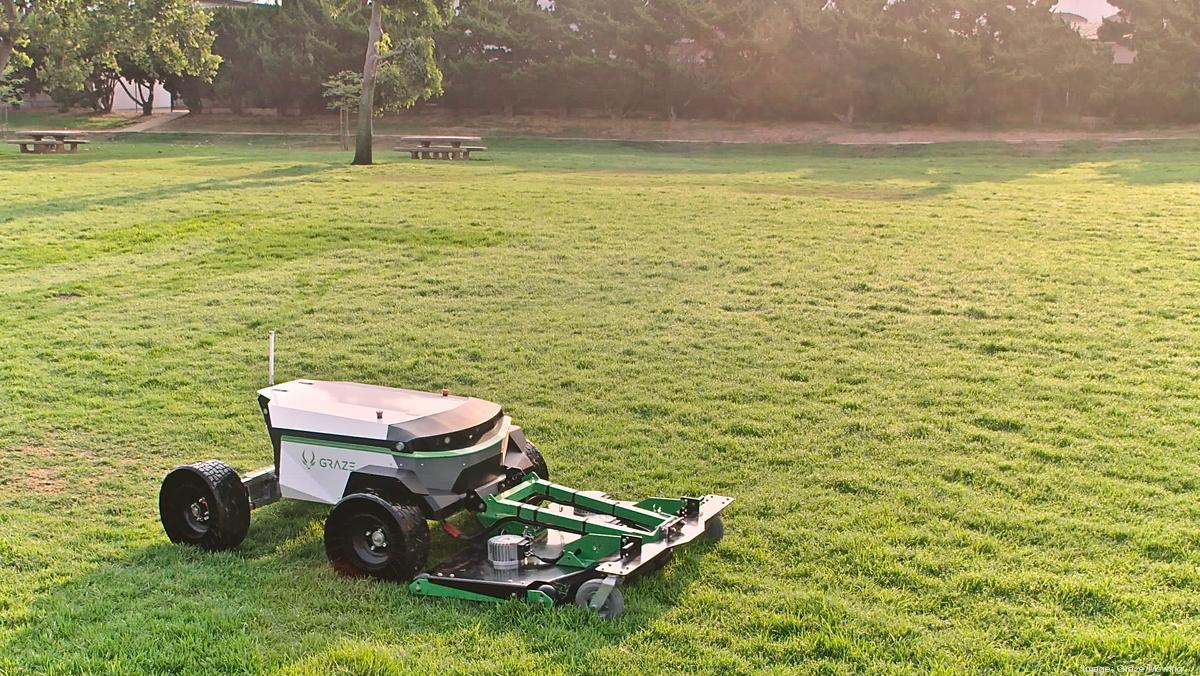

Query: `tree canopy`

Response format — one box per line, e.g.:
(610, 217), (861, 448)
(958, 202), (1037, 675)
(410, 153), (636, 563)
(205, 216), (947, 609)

(1102, 0), (1200, 121)
(14, 0), (218, 113)
(11, 0), (1200, 124)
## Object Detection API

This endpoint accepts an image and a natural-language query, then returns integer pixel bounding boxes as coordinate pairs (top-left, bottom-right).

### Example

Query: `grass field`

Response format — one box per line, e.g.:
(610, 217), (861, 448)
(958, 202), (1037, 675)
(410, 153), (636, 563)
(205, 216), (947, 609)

(1, 136), (1198, 674)
(1, 111), (142, 132)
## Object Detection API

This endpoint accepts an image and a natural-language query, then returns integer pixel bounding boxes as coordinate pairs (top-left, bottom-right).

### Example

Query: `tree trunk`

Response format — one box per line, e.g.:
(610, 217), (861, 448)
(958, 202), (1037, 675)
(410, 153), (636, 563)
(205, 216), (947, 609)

(352, 2), (383, 165)
(1034, 94), (1044, 126)
(142, 83), (155, 116)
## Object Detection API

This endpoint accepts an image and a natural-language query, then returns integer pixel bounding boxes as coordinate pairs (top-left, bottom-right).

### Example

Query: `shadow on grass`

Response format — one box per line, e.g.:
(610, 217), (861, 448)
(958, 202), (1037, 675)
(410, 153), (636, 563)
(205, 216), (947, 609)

(475, 137), (1200, 195)
(1087, 146), (1200, 185)
(0, 497), (705, 672)
(0, 161), (342, 222)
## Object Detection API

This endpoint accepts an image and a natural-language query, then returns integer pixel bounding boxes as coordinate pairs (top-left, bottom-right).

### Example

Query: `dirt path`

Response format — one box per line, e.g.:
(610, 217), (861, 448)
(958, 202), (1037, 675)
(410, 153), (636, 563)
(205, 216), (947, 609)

(114, 111), (190, 133)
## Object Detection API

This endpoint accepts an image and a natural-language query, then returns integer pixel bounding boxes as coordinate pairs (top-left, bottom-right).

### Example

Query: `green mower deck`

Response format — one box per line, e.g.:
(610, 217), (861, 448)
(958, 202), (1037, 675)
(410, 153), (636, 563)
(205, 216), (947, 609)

(409, 476), (732, 614)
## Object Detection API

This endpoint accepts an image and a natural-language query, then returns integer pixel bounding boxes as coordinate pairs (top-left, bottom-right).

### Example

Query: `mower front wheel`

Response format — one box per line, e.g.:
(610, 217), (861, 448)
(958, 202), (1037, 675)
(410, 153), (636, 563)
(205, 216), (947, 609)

(159, 459), (250, 551)
(324, 493), (429, 582)
(574, 578), (624, 620)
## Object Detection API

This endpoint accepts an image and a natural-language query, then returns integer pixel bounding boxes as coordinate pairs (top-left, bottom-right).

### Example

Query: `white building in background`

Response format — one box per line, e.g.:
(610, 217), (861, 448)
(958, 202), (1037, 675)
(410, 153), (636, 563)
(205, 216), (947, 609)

(1053, 0), (1119, 22)
(1054, 0), (1135, 66)
(110, 80), (174, 113)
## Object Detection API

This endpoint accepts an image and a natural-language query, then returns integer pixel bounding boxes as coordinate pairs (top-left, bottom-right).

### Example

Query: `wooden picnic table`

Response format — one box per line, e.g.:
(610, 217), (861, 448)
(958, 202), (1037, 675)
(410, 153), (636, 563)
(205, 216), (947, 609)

(7, 129), (90, 154)
(400, 135), (481, 148)
(396, 134), (486, 160)
(28, 130), (86, 142)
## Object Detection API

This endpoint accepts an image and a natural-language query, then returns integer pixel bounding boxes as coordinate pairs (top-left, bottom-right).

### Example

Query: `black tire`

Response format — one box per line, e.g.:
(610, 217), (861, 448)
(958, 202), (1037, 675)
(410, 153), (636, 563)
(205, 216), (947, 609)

(642, 549), (673, 575)
(522, 439), (550, 480)
(574, 578), (624, 619)
(703, 515), (725, 542)
(324, 493), (429, 582)
(160, 460), (250, 551)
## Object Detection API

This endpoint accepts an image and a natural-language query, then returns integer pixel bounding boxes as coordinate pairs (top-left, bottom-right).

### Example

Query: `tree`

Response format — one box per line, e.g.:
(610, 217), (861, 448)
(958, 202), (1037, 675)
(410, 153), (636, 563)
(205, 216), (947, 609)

(322, 69), (360, 149)
(1, 61), (23, 105)
(30, 0), (219, 115)
(351, 0), (447, 165)
(1103, 0), (1200, 121)
(0, 0), (30, 109)
(0, 0), (28, 77)
(980, 1), (1108, 124)
(112, 0), (221, 115)
(437, 0), (715, 119)
(436, 0), (576, 116)
(210, 0), (362, 116)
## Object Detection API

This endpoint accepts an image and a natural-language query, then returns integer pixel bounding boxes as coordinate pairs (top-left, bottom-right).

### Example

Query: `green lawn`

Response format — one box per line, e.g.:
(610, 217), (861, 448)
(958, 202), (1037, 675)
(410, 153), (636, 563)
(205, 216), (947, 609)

(1, 136), (1198, 674)
(2, 111), (142, 132)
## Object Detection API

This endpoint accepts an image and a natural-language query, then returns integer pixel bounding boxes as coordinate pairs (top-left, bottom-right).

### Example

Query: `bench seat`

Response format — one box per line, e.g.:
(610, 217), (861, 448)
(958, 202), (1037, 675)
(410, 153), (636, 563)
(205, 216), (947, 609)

(6, 138), (87, 154)
(395, 145), (487, 160)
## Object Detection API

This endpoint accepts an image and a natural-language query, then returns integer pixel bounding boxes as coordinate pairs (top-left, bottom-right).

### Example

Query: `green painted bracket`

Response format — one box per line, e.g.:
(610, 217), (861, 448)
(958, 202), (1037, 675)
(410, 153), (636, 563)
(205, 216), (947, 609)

(555, 533), (624, 568)
(479, 477), (678, 541)
(633, 496), (688, 515)
(409, 577), (556, 608)
(409, 578), (504, 604)
(525, 588), (555, 607)
(472, 478), (707, 568)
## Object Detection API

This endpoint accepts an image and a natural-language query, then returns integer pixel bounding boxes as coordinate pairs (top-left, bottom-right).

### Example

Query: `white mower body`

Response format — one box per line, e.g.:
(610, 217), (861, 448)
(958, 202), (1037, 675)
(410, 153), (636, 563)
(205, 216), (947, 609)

(257, 380), (514, 512)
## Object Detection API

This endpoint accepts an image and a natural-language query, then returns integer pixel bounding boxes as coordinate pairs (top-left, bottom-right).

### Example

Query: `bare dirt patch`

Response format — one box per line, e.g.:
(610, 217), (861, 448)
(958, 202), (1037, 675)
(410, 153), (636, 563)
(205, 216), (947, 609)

(19, 445), (56, 458)
(19, 468), (66, 494)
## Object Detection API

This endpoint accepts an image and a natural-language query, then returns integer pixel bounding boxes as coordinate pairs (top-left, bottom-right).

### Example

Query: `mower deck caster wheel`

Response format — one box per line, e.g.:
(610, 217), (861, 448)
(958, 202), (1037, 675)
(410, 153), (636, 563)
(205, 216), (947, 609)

(575, 579), (624, 619)
(160, 459), (251, 551)
(704, 514), (725, 542)
(324, 493), (429, 582)
(523, 440), (550, 480)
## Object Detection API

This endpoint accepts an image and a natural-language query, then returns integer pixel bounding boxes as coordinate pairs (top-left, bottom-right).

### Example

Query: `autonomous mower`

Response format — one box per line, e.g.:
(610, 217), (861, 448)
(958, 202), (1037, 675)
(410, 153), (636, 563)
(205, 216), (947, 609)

(159, 333), (731, 618)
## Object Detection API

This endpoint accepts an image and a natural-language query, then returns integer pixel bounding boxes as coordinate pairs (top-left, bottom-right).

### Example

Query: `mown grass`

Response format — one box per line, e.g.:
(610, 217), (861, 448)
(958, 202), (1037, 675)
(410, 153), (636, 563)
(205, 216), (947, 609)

(1, 136), (1198, 674)
(2, 111), (141, 132)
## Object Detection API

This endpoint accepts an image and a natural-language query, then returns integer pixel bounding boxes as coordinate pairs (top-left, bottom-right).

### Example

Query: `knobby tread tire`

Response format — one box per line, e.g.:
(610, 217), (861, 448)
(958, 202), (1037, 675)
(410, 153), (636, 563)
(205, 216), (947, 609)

(389, 502), (431, 581)
(324, 494), (430, 582)
(160, 459), (250, 551)
(523, 440), (550, 480)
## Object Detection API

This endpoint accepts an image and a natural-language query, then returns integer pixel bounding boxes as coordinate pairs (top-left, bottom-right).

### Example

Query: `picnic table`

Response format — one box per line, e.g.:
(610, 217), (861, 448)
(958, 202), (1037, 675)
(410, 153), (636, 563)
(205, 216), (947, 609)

(395, 135), (486, 160)
(7, 129), (90, 154)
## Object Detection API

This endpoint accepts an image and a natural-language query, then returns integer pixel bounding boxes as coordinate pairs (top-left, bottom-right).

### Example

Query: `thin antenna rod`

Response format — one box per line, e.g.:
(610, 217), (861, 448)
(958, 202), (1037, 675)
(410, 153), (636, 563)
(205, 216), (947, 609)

(268, 330), (276, 386)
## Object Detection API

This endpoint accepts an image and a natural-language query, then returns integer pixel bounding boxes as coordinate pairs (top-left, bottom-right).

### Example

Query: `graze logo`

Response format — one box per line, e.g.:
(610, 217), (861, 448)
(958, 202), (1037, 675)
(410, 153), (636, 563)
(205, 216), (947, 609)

(299, 447), (357, 471)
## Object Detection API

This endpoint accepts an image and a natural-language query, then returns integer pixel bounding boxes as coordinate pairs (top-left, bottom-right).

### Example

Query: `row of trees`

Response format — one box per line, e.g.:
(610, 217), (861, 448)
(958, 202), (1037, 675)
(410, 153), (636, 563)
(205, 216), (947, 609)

(434, 0), (1188, 124)
(5, 0), (1200, 125)
(2, 0), (219, 114)
(1102, 0), (1200, 122)
(1, 0), (445, 163)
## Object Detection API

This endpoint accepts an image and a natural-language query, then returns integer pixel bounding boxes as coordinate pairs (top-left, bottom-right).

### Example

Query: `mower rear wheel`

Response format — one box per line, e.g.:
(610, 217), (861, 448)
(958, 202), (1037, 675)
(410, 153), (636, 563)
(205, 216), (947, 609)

(159, 460), (250, 551)
(574, 579), (624, 619)
(324, 493), (429, 582)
